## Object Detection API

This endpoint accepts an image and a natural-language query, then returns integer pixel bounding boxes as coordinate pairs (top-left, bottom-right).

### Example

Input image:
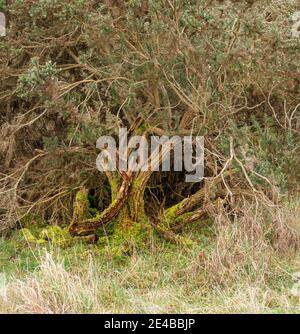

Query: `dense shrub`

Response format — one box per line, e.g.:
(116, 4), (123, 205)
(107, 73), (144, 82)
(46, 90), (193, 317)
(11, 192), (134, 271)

(0, 1), (299, 239)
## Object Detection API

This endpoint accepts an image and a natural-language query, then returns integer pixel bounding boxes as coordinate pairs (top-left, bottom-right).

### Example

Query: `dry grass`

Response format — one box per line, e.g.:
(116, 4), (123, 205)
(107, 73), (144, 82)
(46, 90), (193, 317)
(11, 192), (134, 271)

(0, 200), (299, 314)
(0, 250), (299, 314)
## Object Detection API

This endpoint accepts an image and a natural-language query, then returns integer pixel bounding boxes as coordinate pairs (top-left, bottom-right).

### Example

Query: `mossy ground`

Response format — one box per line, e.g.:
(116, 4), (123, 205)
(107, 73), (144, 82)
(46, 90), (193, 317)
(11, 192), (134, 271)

(0, 218), (299, 314)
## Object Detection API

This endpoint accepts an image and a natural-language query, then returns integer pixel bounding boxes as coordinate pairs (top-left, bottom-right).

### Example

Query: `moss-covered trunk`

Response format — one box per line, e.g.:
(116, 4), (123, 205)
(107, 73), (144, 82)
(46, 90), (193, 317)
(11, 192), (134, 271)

(69, 171), (150, 246)
(68, 117), (232, 248)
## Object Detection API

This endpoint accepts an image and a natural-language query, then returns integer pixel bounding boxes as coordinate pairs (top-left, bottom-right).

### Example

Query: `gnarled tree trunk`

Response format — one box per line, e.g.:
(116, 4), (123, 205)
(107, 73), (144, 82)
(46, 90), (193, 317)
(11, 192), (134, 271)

(69, 116), (231, 247)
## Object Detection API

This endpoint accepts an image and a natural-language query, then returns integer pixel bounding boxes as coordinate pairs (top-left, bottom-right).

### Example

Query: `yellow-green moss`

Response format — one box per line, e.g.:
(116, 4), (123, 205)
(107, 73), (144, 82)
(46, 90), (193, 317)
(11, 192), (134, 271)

(20, 225), (73, 246)
(20, 228), (47, 245)
(74, 188), (90, 218)
(107, 173), (121, 201)
(69, 188), (95, 232)
(96, 216), (153, 260)
(39, 226), (71, 244)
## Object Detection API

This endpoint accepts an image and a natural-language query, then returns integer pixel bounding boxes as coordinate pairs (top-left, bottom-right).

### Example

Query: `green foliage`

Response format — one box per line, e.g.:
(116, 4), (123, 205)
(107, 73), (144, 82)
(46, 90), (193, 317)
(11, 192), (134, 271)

(43, 136), (60, 151)
(16, 58), (58, 99)
(217, 116), (299, 192)
(0, 0), (299, 239)
(0, 0), (6, 11)
(28, 0), (86, 21)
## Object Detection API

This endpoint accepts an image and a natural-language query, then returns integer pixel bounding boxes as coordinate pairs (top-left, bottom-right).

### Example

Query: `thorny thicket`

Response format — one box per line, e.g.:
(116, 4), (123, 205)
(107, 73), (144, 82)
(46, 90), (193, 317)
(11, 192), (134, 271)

(0, 1), (299, 252)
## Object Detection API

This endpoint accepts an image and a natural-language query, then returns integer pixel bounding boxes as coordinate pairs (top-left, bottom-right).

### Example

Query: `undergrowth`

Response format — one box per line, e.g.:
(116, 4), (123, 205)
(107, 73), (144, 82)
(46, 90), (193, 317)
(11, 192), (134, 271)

(0, 199), (299, 313)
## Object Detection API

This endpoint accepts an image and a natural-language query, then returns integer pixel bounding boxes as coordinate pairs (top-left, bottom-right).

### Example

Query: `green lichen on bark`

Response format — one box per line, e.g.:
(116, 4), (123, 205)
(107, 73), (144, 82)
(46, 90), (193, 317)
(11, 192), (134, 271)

(69, 187), (96, 233)
(73, 188), (91, 221)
